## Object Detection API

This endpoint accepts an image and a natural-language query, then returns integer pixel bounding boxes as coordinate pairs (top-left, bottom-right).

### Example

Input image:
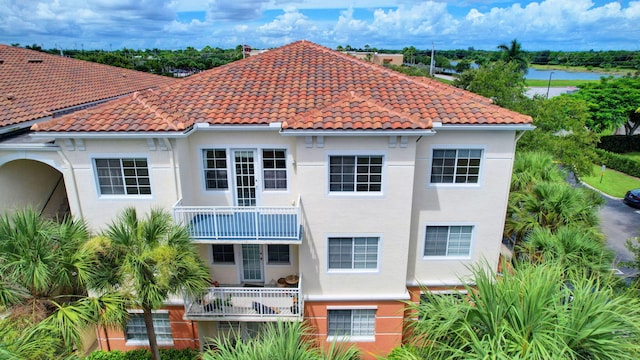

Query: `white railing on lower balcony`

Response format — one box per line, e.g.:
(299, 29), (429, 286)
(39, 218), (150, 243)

(173, 196), (302, 241)
(184, 280), (303, 320)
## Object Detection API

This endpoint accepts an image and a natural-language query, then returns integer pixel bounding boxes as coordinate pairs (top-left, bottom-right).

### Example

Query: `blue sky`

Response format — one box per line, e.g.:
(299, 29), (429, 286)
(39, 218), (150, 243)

(1, 0), (639, 51)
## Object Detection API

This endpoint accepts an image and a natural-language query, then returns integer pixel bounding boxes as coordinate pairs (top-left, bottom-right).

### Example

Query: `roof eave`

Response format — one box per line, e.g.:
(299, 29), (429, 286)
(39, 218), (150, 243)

(279, 129), (436, 136)
(433, 122), (535, 131)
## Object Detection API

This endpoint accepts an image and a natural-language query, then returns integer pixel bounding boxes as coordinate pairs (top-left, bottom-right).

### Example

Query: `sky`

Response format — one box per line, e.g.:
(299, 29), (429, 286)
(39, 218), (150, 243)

(1, 0), (639, 51)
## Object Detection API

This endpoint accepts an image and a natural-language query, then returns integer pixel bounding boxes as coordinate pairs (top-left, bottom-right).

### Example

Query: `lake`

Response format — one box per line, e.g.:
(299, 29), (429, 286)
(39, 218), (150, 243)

(525, 68), (619, 80)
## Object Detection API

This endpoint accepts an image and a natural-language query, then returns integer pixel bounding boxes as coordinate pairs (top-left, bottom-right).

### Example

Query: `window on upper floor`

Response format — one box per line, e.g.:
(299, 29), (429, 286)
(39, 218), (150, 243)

(329, 155), (383, 192)
(203, 149), (229, 190)
(327, 309), (375, 340)
(125, 312), (173, 345)
(424, 225), (473, 257)
(212, 244), (235, 264)
(328, 237), (379, 271)
(430, 149), (482, 184)
(267, 244), (290, 264)
(262, 149), (287, 190)
(94, 158), (151, 196)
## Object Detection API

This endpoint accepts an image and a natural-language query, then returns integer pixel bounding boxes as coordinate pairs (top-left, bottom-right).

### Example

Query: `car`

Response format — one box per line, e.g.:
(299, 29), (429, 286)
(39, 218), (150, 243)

(623, 188), (640, 209)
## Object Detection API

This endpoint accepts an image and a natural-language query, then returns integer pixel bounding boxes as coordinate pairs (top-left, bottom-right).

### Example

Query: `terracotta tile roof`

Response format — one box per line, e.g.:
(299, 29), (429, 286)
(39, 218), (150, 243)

(33, 41), (532, 133)
(0, 44), (176, 128)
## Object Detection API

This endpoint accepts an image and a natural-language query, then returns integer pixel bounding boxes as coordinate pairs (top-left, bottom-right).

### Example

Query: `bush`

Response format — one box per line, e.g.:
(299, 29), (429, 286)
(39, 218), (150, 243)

(85, 348), (199, 360)
(85, 350), (125, 360)
(594, 148), (640, 178)
(123, 349), (151, 360)
(597, 135), (640, 153)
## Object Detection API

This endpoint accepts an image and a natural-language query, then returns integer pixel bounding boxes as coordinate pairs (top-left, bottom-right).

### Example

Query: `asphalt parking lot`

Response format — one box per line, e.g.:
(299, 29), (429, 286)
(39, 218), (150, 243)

(600, 195), (640, 264)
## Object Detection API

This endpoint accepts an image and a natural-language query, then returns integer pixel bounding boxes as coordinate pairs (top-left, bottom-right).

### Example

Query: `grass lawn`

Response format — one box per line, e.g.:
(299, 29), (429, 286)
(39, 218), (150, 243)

(525, 79), (599, 87)
(529, 64), (633, 76)
(581, 165), (640, 198)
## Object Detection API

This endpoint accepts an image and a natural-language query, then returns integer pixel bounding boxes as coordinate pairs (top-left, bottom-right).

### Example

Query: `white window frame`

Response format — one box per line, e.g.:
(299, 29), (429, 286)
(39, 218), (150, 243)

(92, 155), (153, 198)
(326, 306), (376, 342)
(326, 235), (381, 273)
(427, 145), (485, 187)
(267, 244), (291, 265)
(202, 148), (230, 191)
(326, 151), (386, 196)
(422, 224), (475, 260)
(125, 310), (173, 346)
(261, 148), (288, 191)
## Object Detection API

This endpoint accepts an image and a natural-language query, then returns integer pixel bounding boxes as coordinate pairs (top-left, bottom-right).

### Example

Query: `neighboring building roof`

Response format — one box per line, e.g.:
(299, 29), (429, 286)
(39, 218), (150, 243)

(0, 44), (176, 130)
(33, 41), (532, 133)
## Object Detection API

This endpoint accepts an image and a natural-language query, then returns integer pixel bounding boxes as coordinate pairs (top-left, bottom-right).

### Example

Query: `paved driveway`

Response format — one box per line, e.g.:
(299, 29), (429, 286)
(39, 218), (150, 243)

(599, 196), (640, 263)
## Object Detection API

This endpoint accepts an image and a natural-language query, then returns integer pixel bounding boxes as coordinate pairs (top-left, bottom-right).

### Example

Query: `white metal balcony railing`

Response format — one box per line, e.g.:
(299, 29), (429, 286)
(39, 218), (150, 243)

(184, 277), (303, 320)
(173, 196), (302, 242)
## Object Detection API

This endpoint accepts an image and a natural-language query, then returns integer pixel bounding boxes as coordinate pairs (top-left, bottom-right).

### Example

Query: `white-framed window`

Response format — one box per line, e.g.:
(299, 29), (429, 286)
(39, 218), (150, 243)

(424, 225), (473, 257)
(203, 149), (229, 190)
(430, 149), (482, 184)
(262, 149), (287, 190)
(125, 312), (173, 345)
(329, 155), (383, 192)
(327, 309), (375, 340)
(328, 237), (379, 271)
(94, 158), (151, 195)
(267, 244), (290, 264)
(212, 244), (235, 264)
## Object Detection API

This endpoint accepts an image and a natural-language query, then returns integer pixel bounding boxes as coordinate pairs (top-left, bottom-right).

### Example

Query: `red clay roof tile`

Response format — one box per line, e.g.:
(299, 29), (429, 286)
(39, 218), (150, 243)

(33, 41), (531, 133)
(0, 44), (176, 128)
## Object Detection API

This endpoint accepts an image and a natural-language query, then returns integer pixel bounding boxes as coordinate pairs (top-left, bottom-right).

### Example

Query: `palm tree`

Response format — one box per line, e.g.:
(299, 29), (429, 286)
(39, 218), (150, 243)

(505, 181), (603, 245)
(0, 209), (129, 357)
(88, 207), (210, 360)
(403, 262), (640, 359)
(203, 321), (359, 360)
(518, 226), (613, 276)
(510, 151), (565, 193)
(497, 38), (528, 73)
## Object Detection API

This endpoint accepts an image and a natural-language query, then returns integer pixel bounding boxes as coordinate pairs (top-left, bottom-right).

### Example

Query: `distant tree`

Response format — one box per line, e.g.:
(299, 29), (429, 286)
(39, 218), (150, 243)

(336, 45), (344, 51)
(454, 60), (526, 108)
(454, 59), (472, 73)
(569, 77), (640, 134)
(516, 96), (600, 176)
(497, 38), (528, 73)
(403, 46), (417, 64)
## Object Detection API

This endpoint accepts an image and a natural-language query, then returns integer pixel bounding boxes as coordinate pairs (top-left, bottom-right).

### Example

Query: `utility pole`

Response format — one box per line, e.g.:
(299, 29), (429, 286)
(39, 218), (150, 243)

(429, 42), (435, 76)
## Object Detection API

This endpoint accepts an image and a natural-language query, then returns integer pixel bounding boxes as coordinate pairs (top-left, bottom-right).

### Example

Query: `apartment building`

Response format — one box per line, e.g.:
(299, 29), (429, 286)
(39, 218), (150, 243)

(1, 41), (532, 358)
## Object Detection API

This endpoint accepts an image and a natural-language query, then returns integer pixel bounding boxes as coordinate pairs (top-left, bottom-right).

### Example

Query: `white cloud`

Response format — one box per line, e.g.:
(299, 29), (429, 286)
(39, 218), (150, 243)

(0, 0), (638, 50)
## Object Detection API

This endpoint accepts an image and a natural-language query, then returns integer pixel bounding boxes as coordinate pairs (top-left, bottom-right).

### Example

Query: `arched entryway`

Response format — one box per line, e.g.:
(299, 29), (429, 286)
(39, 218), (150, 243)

(0, 159), (70, 220)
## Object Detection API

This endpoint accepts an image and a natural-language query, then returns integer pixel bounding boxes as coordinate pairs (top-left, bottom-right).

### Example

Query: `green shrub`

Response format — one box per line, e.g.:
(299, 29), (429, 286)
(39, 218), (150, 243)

(85, 348), (200, 360)
(123, 349), (151, 360)
(595, 148), (640, 177)
(160, 348), (200, 360)
(85, 350), (125, 360)
(598, 135), (640, 153)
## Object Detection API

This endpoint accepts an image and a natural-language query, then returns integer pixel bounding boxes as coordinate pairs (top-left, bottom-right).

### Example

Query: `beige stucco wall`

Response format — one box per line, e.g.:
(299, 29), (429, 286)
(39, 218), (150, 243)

(295, 135), (417, 299)
(0, 150), (66, 215)
(407, 130), (517, 286)
(56, 138), (180, 231)
(175, 130), (298, 208)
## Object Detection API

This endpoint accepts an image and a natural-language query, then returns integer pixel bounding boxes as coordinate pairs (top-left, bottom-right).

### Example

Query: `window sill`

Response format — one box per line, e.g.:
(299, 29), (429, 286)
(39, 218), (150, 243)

(327, 269), (379, 274)
(125, 340), (174, 347)
(422, 256), (471, 261)
(327, 335), (375, 343)
(98, 195), (154, 200)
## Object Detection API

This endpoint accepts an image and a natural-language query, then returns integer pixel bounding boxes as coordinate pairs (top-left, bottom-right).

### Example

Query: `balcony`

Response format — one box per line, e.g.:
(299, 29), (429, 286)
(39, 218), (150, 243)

(173, 197), (302, 243)
(184, 280), (303, 321)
